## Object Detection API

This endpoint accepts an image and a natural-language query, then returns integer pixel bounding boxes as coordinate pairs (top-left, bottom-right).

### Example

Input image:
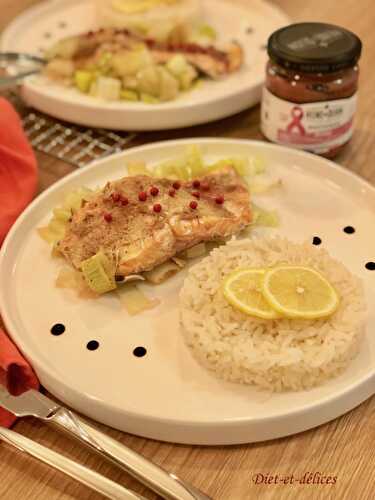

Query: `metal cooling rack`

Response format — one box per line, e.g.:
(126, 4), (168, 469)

(4, 90), (137, 168)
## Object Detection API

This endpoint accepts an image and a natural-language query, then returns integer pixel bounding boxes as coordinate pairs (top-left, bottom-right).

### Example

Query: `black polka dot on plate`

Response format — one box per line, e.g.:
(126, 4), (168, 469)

(133, 347), (147, 358)
(343, 226), (355, 234)
(312, 236), (322, 246)
(87, 340), (99, 351)
(365, 262), (375, 271)
(50, 324), (65, 336)
(44, 32), (51, 39)
(246, 27), (254, 35)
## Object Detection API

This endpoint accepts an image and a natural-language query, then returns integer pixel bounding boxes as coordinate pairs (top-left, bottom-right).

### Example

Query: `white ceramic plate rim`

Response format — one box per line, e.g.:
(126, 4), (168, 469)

(0, 138), (374, 429)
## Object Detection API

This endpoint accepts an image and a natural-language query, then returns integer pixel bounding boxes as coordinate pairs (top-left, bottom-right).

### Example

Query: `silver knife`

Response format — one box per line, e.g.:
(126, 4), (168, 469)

(0, 427), (146, 500)
(0, 386), (211, 500)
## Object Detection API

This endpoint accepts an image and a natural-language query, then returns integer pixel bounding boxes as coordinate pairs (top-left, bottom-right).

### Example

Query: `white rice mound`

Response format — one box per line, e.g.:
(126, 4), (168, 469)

(179, 237), (366, 391)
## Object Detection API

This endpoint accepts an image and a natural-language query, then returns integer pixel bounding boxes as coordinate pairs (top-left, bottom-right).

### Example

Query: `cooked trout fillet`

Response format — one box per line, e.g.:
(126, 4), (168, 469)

(59, 167), (252, 277)
(46, 28), (243, 79)
(151, 42), (243, 78)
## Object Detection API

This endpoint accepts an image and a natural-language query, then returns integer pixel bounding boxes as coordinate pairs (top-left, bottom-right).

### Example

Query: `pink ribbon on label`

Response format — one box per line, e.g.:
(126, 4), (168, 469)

(286, 106), (306, 136)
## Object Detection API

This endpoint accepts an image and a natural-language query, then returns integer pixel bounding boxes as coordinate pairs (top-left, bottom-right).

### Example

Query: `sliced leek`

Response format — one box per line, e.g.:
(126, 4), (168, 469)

(53, 207), (72, 222)
(144, 260), (180, 284)
(205, 157), (247, 176)
(127, 160), (149, 176)
(37, 226), (63, 244)
(74, 70), (94, 93)
(151, 147), (268, 181)
(55, 267), (98, 299)
(153, 159), (185, 180)
(186, 242), (206, 259)
(51, 243), (63, 258)
(184, 145), (204, 178)
(63, 187), (94, 212)
(248, 177), (282, 194)
(38, 217), (67, 244)
(81, 251), (116, 294)
(171, 257), (186, 268)
(252, 203), (280, 228)
(117, 284), (159, 315)
(39, 186), (95, 246)
(120, 89), (139, 101)
(140, 92), (160, 104)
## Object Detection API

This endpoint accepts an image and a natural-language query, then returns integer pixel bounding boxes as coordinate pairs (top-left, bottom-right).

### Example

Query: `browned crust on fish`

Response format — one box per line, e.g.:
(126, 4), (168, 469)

(59, 166), (252, 277)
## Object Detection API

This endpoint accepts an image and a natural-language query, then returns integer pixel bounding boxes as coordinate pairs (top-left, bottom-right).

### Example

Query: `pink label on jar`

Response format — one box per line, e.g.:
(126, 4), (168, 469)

(261, 87), (357, 154)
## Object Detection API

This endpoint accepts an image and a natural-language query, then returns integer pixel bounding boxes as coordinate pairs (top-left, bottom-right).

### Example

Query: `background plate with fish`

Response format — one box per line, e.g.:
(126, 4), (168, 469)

(1, 139), (375, 445)
(0, 0), (289, 130)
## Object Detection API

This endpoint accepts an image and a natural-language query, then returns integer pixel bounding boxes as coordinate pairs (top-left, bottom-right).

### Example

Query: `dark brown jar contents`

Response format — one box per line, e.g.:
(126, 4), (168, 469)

(261, 23), (362, 158)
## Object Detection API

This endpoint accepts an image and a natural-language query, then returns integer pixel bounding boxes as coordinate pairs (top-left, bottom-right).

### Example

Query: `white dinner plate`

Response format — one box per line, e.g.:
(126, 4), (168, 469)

(0, 0), (288, 130)
(1, 139), (375, 445)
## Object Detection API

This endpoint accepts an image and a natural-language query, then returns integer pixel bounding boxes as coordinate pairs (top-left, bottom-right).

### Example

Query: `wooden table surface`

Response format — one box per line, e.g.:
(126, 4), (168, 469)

(1, 1), (375, 499)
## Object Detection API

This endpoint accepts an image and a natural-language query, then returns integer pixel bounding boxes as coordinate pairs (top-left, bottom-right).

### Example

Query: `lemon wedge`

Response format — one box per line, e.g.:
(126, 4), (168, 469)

(262, 265), (339, 319)
(222, 268), (280, 319)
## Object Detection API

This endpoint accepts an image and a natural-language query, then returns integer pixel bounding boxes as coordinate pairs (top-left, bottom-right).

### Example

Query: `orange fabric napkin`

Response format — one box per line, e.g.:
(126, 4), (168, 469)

(0, 97), (39, 427)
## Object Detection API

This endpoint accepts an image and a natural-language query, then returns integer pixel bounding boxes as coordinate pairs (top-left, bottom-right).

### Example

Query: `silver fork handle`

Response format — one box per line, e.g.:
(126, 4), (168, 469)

(0, 71), (39, 89)
(0, 52), (44, 89)
(0, 427), (146, 500)
(47, 408), (211, 500)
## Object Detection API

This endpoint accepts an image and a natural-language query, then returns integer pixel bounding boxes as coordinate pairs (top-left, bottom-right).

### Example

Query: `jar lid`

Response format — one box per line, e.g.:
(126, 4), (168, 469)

(268, 22), (362, 73)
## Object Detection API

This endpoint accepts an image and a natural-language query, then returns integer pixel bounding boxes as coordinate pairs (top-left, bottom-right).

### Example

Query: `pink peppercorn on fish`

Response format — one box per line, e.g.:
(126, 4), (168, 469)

(59, 167), (252, 278)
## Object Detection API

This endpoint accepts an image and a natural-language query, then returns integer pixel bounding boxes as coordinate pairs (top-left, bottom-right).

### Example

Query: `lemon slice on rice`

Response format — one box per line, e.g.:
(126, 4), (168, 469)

(262, 265), (339, 319)
(222, 268), (280, 319)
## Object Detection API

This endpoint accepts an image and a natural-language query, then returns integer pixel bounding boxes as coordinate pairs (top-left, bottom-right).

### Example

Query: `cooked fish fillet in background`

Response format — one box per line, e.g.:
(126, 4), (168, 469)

(45, 28), (244, 79)
(59, 167), (252, 277)
(151, 42), (243, 79)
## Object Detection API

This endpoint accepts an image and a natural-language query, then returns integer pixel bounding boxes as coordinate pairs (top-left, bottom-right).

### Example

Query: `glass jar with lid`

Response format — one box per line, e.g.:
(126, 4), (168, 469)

(261, 23), (362, 158)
